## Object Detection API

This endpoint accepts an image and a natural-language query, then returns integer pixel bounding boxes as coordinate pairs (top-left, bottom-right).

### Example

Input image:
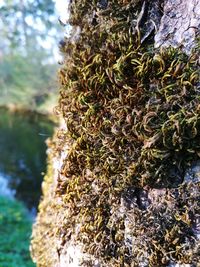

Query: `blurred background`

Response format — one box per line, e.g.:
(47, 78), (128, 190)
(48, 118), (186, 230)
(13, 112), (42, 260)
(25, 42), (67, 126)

(0, 0), (68, 266)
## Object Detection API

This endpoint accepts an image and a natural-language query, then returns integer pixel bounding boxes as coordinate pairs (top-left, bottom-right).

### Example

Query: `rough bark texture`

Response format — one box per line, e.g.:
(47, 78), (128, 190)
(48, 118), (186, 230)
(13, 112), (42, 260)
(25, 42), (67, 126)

(31, 1), (200, 266)
(155, 0), (200, 54)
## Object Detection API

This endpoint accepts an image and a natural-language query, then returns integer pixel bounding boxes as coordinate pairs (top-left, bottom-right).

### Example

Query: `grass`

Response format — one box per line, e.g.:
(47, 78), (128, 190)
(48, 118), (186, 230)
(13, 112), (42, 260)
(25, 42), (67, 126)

(0, 196), (35, 267)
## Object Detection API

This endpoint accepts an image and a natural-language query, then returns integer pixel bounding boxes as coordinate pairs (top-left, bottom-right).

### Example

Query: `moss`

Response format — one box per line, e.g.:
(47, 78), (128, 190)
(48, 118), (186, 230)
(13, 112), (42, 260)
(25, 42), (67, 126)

(31, 1), (200, 266)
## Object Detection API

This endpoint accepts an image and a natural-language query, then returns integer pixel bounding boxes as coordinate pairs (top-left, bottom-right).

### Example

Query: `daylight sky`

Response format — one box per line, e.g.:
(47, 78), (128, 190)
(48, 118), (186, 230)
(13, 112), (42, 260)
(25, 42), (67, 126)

(54, 0), (70, 60)
(55, 0), (70, 21)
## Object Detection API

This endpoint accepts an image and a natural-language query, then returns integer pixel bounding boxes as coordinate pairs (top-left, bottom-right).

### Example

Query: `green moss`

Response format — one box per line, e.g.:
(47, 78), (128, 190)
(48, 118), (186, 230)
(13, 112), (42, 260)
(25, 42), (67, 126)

(0, 196), (35, 267)
(31, 1), (200, 266)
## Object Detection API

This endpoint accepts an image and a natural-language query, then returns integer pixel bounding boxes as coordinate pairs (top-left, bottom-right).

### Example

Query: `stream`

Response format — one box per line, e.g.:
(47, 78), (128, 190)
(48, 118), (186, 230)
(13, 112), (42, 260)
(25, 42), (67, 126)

(0, 108), (54, 214)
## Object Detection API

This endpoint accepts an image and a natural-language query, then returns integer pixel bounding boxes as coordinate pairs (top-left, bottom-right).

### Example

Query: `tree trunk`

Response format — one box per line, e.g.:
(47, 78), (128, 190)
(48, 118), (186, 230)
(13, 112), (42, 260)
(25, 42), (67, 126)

(155, 0), (200, 54)
(19, 0), (28, 48)
(31, 1), (200, 266)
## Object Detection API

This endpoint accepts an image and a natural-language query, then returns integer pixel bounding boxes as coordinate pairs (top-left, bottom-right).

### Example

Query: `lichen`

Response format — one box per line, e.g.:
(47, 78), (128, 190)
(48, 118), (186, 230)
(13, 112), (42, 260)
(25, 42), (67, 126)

(31, 1), (200, 266)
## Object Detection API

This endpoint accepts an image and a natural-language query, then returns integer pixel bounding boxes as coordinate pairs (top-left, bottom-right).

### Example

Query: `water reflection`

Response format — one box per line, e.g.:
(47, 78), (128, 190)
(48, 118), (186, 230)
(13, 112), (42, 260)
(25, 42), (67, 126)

(0, 172), (15, 198)
(0, 108), (54, 210)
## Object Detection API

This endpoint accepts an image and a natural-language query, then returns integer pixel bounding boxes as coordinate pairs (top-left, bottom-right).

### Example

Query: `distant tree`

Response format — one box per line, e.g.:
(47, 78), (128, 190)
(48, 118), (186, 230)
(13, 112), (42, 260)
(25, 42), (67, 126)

(0, 0), (60, 110)
(0, 0), (56, 52)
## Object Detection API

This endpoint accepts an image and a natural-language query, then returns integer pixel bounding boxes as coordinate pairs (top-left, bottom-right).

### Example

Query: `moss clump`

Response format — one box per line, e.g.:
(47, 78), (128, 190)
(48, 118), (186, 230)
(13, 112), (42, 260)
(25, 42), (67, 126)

(31, 0), (200, 266)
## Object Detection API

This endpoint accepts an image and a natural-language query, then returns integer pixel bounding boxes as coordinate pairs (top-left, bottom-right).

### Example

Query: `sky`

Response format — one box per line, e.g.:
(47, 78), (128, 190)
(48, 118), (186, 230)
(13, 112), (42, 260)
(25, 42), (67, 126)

(38, 0), (70, 61)
(53, 0), (71, 60)
(55, 0), (70, 22)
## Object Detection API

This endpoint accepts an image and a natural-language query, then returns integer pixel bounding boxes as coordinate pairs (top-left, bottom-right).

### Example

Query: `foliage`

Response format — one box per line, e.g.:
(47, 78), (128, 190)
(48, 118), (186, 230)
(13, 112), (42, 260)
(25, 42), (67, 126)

(31, 0), (200, 266)
(0, 0), (56, 51)
(0, 51), (57, 110)
(0, 196), (35, 267)
(0, 0), (59, 112)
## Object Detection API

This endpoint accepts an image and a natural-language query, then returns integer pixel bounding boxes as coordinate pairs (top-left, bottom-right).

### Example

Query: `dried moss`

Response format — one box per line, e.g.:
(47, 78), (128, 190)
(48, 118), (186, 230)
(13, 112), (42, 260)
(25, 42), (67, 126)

(31, 1), (200, 266)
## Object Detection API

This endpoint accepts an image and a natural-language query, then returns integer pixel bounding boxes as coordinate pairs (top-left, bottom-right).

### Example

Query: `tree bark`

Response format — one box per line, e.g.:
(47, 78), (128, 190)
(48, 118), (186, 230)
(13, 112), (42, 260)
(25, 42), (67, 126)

(155, 0), (200, 54)
(31, 1), (200, 266)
